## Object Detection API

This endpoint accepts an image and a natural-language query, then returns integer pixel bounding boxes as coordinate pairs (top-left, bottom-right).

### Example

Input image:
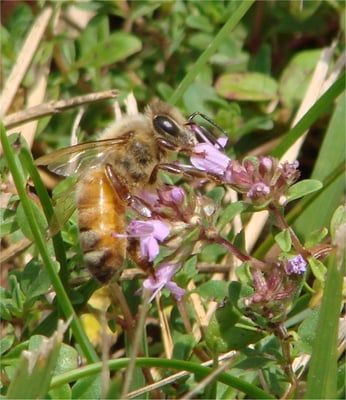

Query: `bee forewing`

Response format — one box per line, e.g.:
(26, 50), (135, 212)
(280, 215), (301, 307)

(48, 181), (78, 236)
(35, 137), (128, 177)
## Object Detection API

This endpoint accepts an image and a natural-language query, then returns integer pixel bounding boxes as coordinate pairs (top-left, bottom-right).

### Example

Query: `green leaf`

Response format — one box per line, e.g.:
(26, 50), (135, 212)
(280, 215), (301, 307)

(304, 228), (328, 248)
(77, 32), (142, 68)
(182, 82), (219, 115)
(297, 308), (320, 354)
(6, 322), (67, 399)
(172, 333), (195, 360)
(274, 229), (292, 252)
(289, 0), (322, 19)
(1, 275), (25, 320)
(308, 257), (327, 282)
(21, 258), (58, 300)
(186, 14), (213, 32)
(0, 334), (15, 356)
(0, 207), (18, 237)
(16, 198), (47, 241)
(216, 201), (247, 232)
(279, 49), (322, 108)
(216, 72), (278, 101)
(287, 179), (323, 202)
(206, 303), (263, 352)
(49, 384), (72, 400)
(330, 204), (346, 244)
(195, 280), (229, 301)
(206, 303), (240, 353)
(71, 374), (103, 400)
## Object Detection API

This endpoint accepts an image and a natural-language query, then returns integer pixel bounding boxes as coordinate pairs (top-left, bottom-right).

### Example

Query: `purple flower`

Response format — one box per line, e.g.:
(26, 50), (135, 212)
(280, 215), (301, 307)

(158, 186), (185, 205)
(113, 219), (170, 261)
(190, 142), (231, 175)
(286, 254), (307, 275)
(142, 262), (185, 302)
(247, 182), (271, 199)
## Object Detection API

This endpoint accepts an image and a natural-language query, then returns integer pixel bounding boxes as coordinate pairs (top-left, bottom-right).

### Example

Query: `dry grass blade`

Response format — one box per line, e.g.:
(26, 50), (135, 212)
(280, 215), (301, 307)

(0, 238), (32, 265)
(0, 7), (53, 117)
(3, 90), (120, 129)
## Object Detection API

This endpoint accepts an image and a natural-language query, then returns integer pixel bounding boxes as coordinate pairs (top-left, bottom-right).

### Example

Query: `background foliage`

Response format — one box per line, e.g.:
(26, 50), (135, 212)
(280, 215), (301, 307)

(1, 1), (345, 399)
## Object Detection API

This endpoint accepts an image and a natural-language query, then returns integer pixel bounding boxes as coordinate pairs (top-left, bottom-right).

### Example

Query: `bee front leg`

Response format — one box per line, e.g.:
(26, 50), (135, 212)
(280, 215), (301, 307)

(149, 162), (222, 185)
(156, 137), (193, 153)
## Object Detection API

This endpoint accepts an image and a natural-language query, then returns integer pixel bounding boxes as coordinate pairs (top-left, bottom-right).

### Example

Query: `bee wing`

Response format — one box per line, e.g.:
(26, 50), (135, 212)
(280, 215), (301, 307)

(48, 179), (78, 236)
(35, 137), (128, 177)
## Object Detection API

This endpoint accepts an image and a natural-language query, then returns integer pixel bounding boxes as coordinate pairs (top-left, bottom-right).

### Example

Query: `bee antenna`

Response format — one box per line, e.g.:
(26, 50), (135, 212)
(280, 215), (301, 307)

(187, 111), (229, 137)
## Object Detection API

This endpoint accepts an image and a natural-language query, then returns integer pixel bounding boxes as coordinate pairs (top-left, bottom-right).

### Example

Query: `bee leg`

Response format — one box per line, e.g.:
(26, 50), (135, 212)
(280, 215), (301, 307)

(105, 163), (155, 275)
(156, 137), (194, 154)
(127, 237), (155, 276)
(105, 163), (153, 217)
(149, 162), (222, 184)
(104, 163), (132, 203)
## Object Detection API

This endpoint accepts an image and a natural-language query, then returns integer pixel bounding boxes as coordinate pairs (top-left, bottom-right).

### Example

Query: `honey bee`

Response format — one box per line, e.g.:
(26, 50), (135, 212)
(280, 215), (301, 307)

(36, 102), (198, 283)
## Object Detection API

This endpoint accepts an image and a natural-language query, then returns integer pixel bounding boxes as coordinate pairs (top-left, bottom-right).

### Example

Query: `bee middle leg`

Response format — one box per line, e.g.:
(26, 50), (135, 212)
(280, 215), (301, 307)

(105, 163), (152, 217)
(105, 163), (132, 203)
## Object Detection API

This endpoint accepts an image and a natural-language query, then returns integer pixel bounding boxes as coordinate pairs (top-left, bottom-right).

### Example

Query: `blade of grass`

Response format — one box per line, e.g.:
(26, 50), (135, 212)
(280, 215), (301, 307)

(305, 247), (345, 398)
(19, 146), (69, 288)
(169, 0), (255, 105)
(0, 123), (98, 364)
(293, 89), (346, 236)
(51, 357), (274, 399)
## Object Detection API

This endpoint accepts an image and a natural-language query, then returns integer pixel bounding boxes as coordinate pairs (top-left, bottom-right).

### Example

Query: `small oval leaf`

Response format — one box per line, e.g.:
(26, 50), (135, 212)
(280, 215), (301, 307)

(215, 72), (278, 101)
(287, 179), (323, 202)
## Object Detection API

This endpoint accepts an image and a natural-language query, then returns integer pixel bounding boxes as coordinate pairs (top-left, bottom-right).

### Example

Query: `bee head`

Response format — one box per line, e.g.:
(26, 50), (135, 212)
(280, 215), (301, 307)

(146, 102), (197, 147)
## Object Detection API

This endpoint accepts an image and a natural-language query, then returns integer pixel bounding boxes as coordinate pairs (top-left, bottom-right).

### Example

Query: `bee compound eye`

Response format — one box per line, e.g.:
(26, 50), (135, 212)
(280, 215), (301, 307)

(154, 115), (180, 137)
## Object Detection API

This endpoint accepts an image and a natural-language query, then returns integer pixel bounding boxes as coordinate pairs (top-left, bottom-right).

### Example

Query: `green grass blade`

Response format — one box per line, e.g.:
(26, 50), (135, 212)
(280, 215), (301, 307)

(19, 146), (69, 288)
(305, 247), (345, 398)
(0, 123), (99, 364)
(293, 89), (346, 237)
(51, 357), (274, 399)
(169, 0), (255, 105)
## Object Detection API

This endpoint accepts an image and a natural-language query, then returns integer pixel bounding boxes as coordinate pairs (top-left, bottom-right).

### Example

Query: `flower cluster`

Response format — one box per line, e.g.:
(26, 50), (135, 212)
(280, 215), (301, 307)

(191, 141), (300, 207)
(226, 156), (300, 207)
(244, 254), (307, 320)
(285, 254), (307, 275)
(113, 185), (211, 301)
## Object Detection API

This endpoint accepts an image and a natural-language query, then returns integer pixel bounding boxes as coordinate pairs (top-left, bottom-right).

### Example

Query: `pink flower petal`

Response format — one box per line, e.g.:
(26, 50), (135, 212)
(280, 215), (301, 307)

(191, 143), (231, 175)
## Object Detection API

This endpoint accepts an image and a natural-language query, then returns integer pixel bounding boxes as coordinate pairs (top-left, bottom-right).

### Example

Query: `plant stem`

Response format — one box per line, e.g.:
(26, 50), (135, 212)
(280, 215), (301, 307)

(270, 205), (309, 258)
